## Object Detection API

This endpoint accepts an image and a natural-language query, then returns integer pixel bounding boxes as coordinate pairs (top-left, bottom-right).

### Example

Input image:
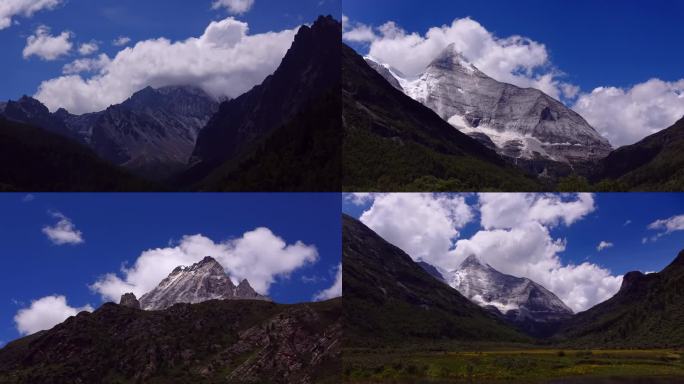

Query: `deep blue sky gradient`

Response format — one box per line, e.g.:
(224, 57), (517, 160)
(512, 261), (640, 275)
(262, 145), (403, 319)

(0, 0), (341, 101)
(0, 192), (342, 345)
(344, 0), (684, 91)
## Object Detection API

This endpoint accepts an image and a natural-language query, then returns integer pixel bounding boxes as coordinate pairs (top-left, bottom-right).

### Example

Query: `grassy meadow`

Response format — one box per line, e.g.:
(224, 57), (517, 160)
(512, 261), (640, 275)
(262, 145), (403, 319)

(344, 348), (684, 383)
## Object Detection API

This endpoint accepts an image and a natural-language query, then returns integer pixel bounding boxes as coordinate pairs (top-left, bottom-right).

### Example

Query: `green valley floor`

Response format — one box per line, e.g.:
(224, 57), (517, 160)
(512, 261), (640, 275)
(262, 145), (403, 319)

(343, 348), (684, 383)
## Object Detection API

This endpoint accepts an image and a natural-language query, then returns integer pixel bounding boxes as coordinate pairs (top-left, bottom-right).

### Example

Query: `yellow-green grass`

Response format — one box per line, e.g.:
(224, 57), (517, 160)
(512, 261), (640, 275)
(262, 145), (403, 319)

(344, 349), (684, 383)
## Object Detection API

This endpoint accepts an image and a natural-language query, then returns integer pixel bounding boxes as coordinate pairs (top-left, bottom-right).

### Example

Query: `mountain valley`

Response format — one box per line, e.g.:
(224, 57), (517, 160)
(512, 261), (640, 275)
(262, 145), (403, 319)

(0, 15), (341, 192)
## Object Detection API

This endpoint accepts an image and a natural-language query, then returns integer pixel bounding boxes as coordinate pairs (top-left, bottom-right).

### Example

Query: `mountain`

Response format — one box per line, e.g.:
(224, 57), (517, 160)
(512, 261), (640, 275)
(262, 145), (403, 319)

(0, 96), (75, 139)
(366, 44), (612, 175)
(342, 43), (540, 191)
(342, 214), (527, 347)
(1, 86), (218, 181)
(442, 255), (572, 337)
(594, 116), (684, 191)
(0, 298), (341, 383)
(555, 250), (684, 348)
(59, 85), (218, 180)
(186, 15), (341, 191)
(0, 117), (152, 191)
(138, 256), (269, 310)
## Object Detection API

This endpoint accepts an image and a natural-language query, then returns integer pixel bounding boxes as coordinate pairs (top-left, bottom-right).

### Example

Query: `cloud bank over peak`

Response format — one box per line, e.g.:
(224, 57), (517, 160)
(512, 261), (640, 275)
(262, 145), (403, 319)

(342, 16), (571, 101)
(35, 16), (297, 114)
(343, 15), (684, 147)
(355, 193), (622, 312)
(90, 228), (318, 302)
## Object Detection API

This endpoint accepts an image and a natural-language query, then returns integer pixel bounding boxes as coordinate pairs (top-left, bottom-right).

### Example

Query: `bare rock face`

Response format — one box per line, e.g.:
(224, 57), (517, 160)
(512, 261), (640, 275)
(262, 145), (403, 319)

(199, 304), (342, 383)
(367, 44), (613, 169)
(62, 85), (219, 180)
(426, 255), (573, 337)
(119, 293), (140, 309)
(138, 256), (270, 310)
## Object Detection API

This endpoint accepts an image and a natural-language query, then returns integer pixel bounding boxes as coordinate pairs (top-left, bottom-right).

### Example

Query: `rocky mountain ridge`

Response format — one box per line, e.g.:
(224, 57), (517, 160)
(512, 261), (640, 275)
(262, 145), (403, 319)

(133, 256), (269, 311)
(0, 298), (341, 383)
(366, 44), (612, 173)
(1, 86), (218, 180)
(425, 255), (573, 337)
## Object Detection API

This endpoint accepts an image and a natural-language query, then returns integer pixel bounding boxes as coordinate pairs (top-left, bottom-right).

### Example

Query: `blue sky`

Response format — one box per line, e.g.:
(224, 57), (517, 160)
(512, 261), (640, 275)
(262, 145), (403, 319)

(343, 193), (684, 312)
(343, 0), (684, 91)
(344, 193), (684, 276)
(0, 0), (341, 102)
(0, 192), (341, 346)
(343, 0), (684, 147)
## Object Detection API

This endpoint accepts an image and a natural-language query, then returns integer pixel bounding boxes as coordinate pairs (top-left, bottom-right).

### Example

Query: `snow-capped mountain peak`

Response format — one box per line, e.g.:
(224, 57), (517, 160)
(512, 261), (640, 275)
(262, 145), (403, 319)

(439, 256), (572, 325)
(138, 256), (269, 310)
(366, 44), (613, 171)
(427, 43), (481, 76)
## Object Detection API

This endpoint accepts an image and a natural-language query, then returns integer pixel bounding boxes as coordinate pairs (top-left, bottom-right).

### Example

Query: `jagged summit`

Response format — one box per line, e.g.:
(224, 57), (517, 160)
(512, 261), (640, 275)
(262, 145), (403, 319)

(428, 43), (482, 75)
(368, 44), (613, 172)
(138, 256), (269, 310)
(437, 256), (572, 336)
(459, 254), (490, 269)
(119, 292), (141, 309)
(191, 15), (341, 168)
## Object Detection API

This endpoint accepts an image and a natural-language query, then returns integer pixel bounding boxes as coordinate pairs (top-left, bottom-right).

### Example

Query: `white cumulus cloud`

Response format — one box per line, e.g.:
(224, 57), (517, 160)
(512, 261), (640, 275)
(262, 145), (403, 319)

(90, 228), (318, 301)
(78, 41), (98, 55)
(112, 36), (131, 46)
(645, 214), (684, 242)
(341, 14), (376, 43)
(62, 53), (111, 75)
(14, 295), (92, 335)
(573, 79), (684, 147)
(212, 0), (255, 15)
(597, 241), (613, 251)
(359, 193), (473, 268)
(35, 17), (297, 114)
(42, 211), (84, 245)
(22, 25), (72, 61)
(358, 193), (622, 312)
(0, 0), (62, 30)
(343, 16), (573, 100)
(313, 263), (342, 301)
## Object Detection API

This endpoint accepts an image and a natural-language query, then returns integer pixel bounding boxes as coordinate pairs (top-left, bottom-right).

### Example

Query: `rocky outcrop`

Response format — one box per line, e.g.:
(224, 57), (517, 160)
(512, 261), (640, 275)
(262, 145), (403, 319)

(201, 304), (342, 383)
(138, 256), (270, 310)
(0, 298), (341, 383)
(119, 293), (140, 309)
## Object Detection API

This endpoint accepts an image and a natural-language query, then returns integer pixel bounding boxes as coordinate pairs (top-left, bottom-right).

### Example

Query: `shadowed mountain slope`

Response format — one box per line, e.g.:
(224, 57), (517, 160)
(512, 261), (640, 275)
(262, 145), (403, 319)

(0, 298), (341, 384)
(554, 250), (684, 348)
(342, 43), (540, 192)
(0, 117), (152, 191)
(343, 214), (528, 348)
